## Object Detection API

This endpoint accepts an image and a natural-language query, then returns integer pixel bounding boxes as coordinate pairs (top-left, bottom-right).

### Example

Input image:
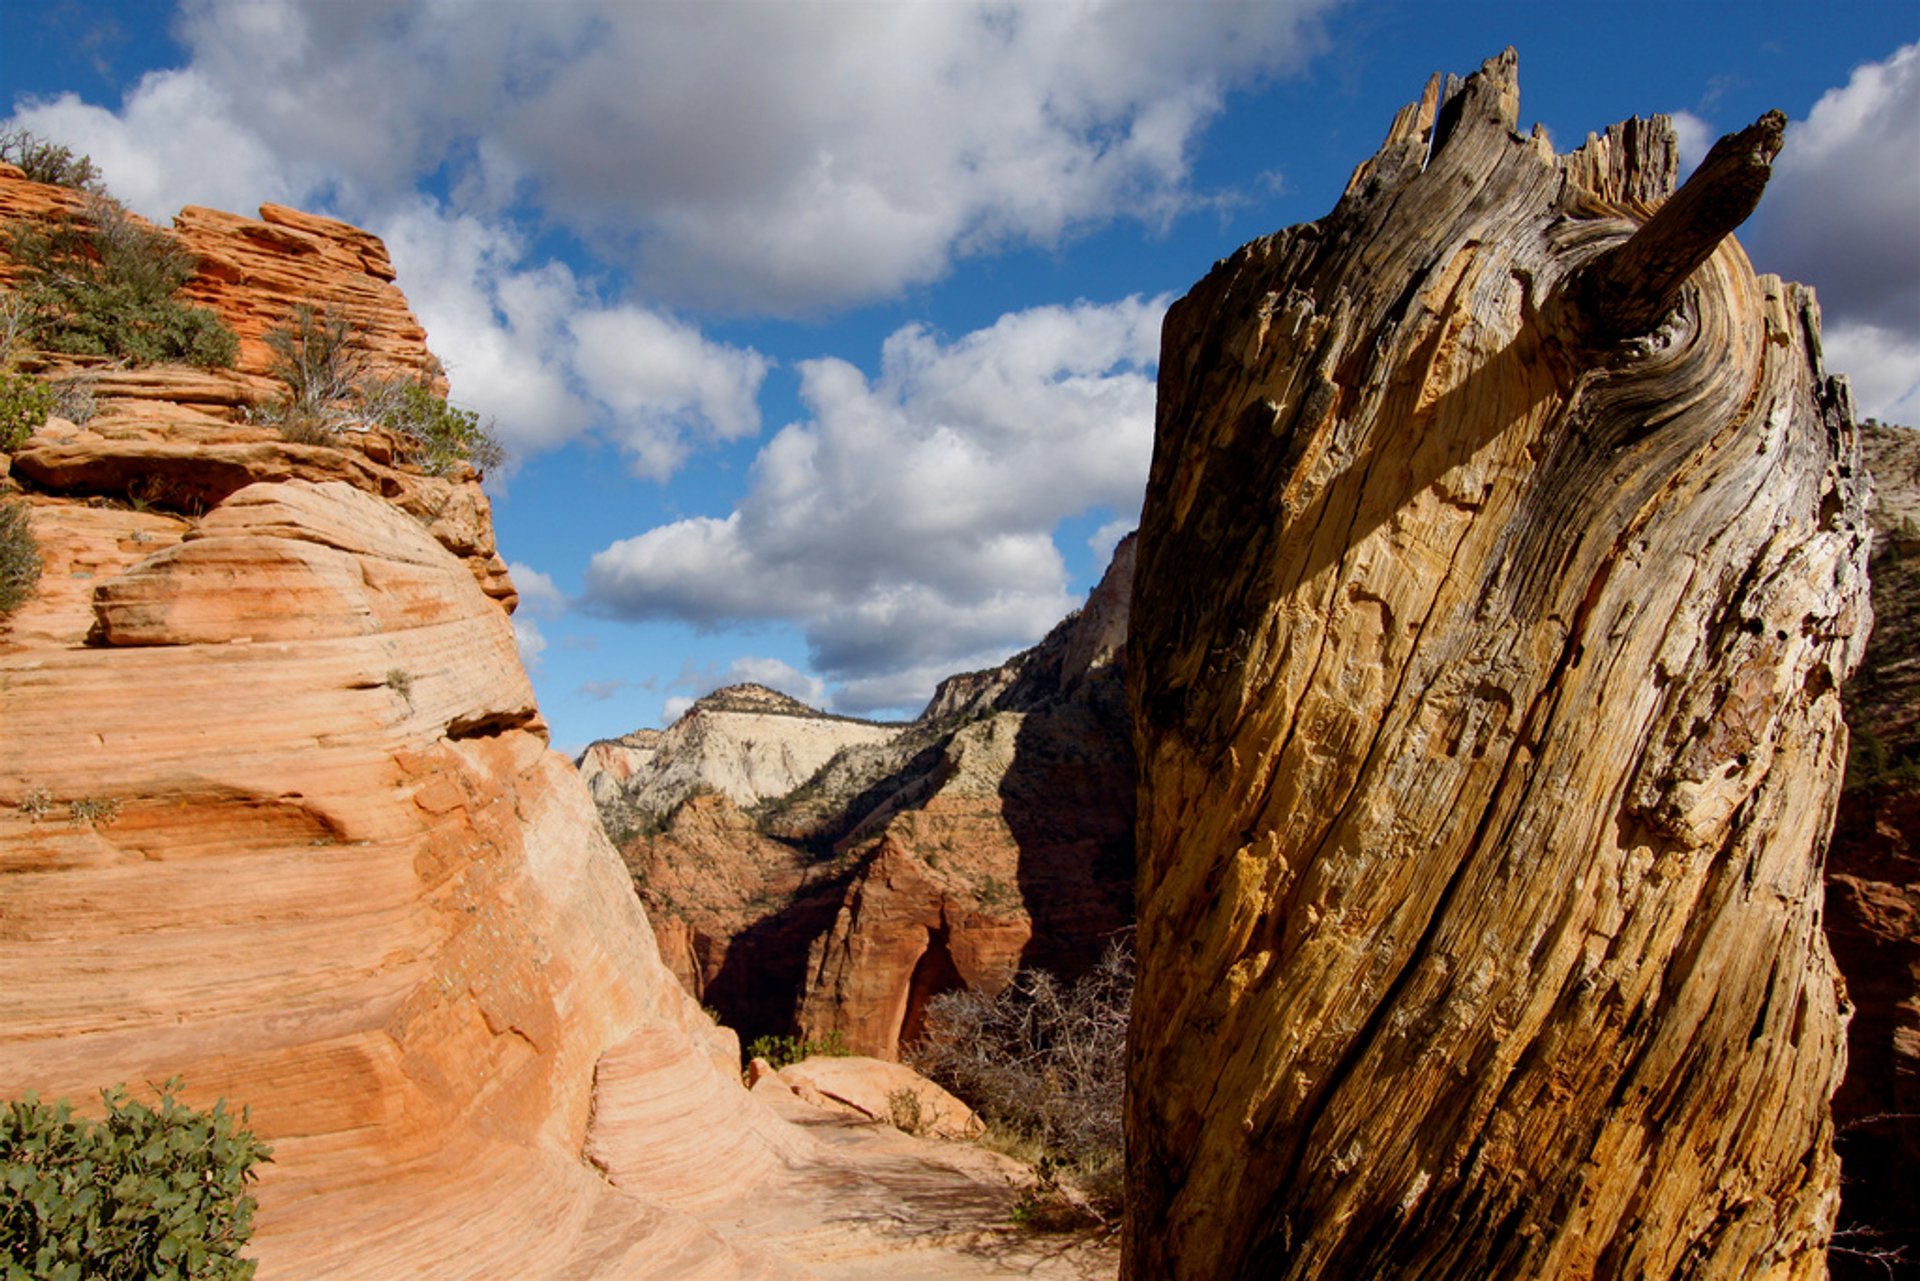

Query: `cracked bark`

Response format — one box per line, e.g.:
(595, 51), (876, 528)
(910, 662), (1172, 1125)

(1125, 51), (1871, 1281)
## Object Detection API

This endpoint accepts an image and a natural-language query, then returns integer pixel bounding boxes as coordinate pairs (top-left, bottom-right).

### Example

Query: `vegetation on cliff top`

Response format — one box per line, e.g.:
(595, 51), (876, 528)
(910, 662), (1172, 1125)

(6, 193), (237, 370)
(257, 301), (504, 476)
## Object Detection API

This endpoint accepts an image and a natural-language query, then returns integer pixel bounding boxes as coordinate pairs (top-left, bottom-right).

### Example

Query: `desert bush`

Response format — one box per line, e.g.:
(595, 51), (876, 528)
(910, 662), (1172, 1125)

(257, 302), (364, 443)
(0, 129), (105, 192)
(7, 196), (237, 368)
(1, 1077), (271, 1281)
(908, 937), (1131, 1223)
(0, 290), (30, 367)
(47, 373), (96, 426)
(0, 371), (55, 450)
(745, 1029), (850, 1070)
(375, 380), (505, 476)
(255, 305), (503, 475)
(0, 499), (41, 615)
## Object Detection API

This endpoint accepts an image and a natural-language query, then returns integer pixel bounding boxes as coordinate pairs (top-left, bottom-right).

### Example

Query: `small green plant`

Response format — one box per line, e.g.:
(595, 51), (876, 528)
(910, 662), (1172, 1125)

(384, 667), (415, 703)
(17, 788), (53, 821)
(0, 499), (41, 614)
(745, 1029), (850, 1070)
(67, 796), (122, 828)
(1, 1076), (271, 1280)
(254, 305), (504, 476)
(0, 129), (105, 192)
(7, 196), (237, 368)
(0, 371), (55, 450)
(375, 380), (505, 477)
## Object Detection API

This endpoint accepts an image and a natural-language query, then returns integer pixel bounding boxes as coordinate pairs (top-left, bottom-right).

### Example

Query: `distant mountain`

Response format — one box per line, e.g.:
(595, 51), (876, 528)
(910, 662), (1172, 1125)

(590, 535), (1138, 1059)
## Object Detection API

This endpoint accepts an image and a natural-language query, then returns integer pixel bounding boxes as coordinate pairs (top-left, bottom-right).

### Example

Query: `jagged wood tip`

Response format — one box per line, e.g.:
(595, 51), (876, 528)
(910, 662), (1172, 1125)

(1567, 109), (1787, 341)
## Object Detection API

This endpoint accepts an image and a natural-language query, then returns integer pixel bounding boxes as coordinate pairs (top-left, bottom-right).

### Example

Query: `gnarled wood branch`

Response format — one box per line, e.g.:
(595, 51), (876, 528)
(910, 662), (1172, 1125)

(1565, 110), (1787, 341)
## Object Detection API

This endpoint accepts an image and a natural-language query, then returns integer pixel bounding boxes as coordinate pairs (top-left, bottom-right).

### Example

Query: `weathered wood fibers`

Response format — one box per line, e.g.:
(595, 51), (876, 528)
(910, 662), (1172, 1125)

(1125, 51), (1871, 1280)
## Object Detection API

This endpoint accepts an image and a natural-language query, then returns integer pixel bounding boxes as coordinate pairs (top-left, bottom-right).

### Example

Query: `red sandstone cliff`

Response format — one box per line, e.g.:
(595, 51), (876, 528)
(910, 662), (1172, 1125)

(607, 538), (1138, 1061)
(0, 168), (1111, 1278)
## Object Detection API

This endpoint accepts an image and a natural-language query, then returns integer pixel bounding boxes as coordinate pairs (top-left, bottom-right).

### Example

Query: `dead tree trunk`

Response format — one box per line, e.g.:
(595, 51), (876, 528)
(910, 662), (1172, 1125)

(1125, 51), (1871, 1280)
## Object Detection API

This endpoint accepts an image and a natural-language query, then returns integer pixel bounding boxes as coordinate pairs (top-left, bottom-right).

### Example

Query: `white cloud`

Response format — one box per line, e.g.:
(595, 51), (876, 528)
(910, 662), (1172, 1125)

(513, 617), (548, 672)
(1089, 517), (1135, 565)
(365, 200), (770, 470)
(24, 0), (1334, 314)
(508, 561), (567, 616)
(1824, 320), (1920, 426)
(6, 70), (306, 221)
(1742, 40), (1920, 421)
(1668, 109), (1713, 177)
(584, 295), (1164, 713)
(569, 307), (769, 479)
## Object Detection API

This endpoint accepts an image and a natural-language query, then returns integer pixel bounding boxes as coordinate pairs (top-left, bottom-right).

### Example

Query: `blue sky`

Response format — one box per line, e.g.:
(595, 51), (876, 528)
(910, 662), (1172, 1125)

(5, 1), (1916, 752)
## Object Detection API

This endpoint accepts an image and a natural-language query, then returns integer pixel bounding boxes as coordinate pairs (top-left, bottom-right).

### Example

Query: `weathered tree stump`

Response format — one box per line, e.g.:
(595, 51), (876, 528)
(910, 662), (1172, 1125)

(1125, 51), (1871, 1280)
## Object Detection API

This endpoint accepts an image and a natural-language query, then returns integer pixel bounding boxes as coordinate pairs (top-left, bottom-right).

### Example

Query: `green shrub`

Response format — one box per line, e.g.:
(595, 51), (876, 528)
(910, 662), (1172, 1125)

(255, 305), (503, 476)
(745, 1029), (850, 1070)
(0, 371), (55, 451)
(1, 1077), (271, 1281)
(7, 197), (237, 368)
(375, 380), (505, 477)
(0, 499), (40, 615)
(0, 129), (104, 193)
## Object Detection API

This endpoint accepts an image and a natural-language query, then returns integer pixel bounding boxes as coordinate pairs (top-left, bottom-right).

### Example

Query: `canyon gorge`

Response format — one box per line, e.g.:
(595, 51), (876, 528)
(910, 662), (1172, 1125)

(4, 46), (1918, 1281)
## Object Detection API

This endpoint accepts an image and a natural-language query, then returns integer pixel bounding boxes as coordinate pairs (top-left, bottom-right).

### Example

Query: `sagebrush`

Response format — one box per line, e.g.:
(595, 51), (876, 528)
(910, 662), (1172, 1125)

(0, 499), (41, 615)
(256, 303), (504, 475)
(0, 129), (104, 192)
(6, 195), (236, 368)
(1, 1077), (272, 1281)
(909, 938), (1131, 1223)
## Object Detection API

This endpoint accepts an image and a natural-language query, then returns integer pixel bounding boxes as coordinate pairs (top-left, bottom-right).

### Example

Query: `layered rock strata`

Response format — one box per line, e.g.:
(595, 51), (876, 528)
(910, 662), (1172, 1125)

(1125, 53), (1868, 1279)
(1, 173), (1111, 1279)
(608, 540), (1138, 1061)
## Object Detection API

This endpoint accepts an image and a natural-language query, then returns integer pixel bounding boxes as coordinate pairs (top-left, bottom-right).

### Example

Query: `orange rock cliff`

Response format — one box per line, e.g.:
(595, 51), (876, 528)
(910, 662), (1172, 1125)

(0, 168), (1099, 1278)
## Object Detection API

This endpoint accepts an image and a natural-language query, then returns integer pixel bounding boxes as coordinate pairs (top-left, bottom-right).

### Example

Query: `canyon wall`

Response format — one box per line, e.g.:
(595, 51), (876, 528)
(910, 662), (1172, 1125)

(1125, 53), (1869, 1279)
(0, 170), (1100, 1279)
(603, 538), (1138, 1059)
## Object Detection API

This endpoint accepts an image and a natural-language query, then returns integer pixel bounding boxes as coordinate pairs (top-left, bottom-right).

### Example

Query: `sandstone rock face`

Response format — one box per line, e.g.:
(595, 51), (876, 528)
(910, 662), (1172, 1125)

(1827, 422), (1920, 1273)
(1125, 54), (1868, 1279)
(775, 1055), (985, 1141)
(612, 544), (1138, 1062)
(2, 175), (1115, 1280)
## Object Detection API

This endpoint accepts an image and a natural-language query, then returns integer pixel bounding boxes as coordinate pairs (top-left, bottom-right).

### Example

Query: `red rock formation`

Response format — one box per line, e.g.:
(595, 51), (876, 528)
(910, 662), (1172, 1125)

(2, 171), (1114, 1279)
(1827, 422), (1920, 1273)
(612, 542), (1138, 1062)
(1126, 55), (1867, 1278)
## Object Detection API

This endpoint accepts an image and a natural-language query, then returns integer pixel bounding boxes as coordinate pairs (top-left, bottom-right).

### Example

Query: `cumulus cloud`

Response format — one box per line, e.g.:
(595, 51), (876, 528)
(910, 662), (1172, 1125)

(17, 0), (1333, 313)
(368, 201), (768, 469)
(6, 68), (307, 218)
(508, 561), (567, 615)
(1668, 109), (1714, 177)
(585, 295), (1164, 713)
(1742, 41), (1920, 420)
(513, 617), (548, 672)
